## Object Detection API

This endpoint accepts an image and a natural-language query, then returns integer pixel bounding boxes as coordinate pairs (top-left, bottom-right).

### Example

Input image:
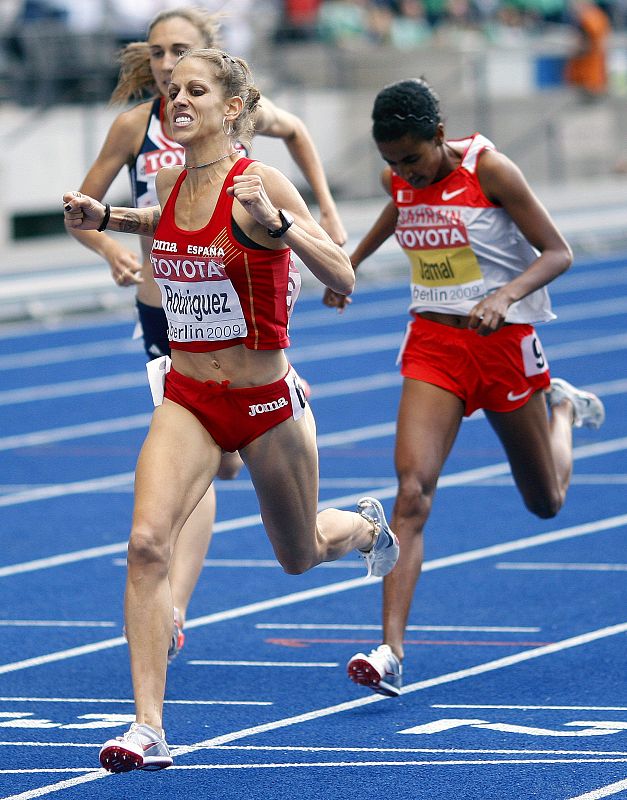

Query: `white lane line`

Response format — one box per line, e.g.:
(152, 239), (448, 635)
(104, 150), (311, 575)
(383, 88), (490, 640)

(0, 473), (136, 509)
(433, 705), (627, 711)
(0, 697), (269, 706)
(553, 296), (627, 323)
(3, 325), (627, 409)
(188, 661), (339, 668)
(0, 771), (107, 798)
(3, 757), (627, 776)
(219, 745), (627, 756)
(478, 475), (627, 487)
(0, 340), (141, 370)
(0, 621), (115, 628)
(3, 623), (625, 799)
(1, 514), (626, 677)
(0, 373), (147, 407)
(0, 415), (151, 452)
(0, 543), (129, 578)
(1, 743), (627, 756)
(567, 778), (627, 800)
(496, 563), (627, 572)
(255, 624), (542, 633)
(0, 743), (95, 748)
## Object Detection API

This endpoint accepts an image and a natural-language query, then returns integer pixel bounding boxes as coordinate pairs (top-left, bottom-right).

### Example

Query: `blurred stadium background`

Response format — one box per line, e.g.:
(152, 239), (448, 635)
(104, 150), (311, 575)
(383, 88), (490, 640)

(0, 0), (626, 321)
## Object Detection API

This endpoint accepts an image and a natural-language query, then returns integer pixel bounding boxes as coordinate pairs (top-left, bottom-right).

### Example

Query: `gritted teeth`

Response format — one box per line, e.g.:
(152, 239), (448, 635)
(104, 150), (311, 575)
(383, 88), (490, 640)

(174, 115), (193, 125)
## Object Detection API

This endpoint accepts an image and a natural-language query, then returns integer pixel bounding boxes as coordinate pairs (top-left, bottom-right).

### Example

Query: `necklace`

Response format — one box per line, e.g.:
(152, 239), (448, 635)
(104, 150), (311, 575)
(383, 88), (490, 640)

(184, 152), (235, 170)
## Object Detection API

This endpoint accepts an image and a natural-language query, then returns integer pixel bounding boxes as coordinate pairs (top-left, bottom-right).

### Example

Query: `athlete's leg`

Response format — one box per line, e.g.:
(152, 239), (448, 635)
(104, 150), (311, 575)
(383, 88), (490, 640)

(168, 485), (216, 627)
(125, 400), (221, 732)
(168, 450), (244, 627)
(241, 406), (379, 573)
(383, 379), (464, 661)
(485, 388), (573, 518)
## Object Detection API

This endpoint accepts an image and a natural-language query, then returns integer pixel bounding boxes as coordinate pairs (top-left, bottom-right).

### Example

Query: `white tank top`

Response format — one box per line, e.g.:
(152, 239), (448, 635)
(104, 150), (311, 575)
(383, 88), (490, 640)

(391, 133), (555, 324)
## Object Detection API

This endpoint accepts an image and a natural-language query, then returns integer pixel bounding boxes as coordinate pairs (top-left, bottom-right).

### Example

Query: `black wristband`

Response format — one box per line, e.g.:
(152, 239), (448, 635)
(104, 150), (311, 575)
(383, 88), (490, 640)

(97, 203), (111, 232)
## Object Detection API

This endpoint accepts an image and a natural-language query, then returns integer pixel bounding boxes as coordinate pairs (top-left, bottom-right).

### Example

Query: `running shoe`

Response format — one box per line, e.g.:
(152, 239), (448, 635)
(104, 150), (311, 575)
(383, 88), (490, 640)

(357, 497), (400, 578)
(547, 378), (605, 429)
(168, 606), (185, 664)
(347, 644), (403, 697)
(99, 723), (172, 772)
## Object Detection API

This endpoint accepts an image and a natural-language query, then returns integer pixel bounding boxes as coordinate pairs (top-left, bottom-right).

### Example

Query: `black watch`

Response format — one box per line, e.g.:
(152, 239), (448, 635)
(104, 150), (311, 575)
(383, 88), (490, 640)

(267, 209), (294, 238)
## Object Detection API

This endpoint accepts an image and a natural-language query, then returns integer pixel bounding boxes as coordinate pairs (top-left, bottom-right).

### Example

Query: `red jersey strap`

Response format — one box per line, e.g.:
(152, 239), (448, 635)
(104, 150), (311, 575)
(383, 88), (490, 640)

(212, 157), (255, 229)
(159, 156), (256, 228)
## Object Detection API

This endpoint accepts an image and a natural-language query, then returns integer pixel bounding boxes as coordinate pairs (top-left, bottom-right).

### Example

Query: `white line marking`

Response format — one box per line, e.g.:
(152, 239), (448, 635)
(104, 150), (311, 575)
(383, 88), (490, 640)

(0, 743), (95, 748)
(0, 340), (141, 370)
(2, 758), (627, 775)
(0, 771), (93, 775)
(567, 778), (627, 800)
(1, 623), (624, 799)
(0, 373), (147, 406)
(0, 415), (151, 452)
(433, 705), (627, 711)
(0, 474), (136, 509)
(255, 624), (541, 633)
(2, 742), (627, 756)
(0, 771), (107, 798)
(0, 697), (270, 706)
(497, 563), (627, 572)
(188, 661), (339, 668)
(0, 621), (115, 628)
(0, 543), (129, 578)
(216, 744), (627, 756)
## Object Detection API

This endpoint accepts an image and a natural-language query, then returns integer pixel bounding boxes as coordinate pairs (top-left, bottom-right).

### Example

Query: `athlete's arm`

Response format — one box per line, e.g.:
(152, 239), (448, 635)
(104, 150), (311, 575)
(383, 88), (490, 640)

(468, 150), (573, 334)
(350, 168), (398, 267)
(65, 105), (150, 286)
(63, 193), (161, 237)
(229, 162), (354, 296)
(253, 95), (347, 245)
(323, 168), (398, 310)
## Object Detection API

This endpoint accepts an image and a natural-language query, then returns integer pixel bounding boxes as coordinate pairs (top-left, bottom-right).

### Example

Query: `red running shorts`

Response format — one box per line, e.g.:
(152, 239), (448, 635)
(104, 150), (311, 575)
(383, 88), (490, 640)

(399, 315), (551, 416)
(164, 365), (308, 451)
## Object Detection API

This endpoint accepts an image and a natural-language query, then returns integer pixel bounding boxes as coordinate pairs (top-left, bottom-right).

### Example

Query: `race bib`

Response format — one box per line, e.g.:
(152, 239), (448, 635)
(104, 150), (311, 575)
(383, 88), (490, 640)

(521, 333), (549, 376)
(152, 252), (248, 344)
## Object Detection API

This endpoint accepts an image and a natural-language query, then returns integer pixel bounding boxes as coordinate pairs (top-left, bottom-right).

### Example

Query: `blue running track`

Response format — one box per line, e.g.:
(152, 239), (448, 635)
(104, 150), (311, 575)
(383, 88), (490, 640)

(0, 252), (626, 800)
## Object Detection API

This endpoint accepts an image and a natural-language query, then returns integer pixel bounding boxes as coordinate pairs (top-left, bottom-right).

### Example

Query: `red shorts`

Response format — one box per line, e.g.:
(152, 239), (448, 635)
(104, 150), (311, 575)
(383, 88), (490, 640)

(399, 315), (551, 416)
(164, 365), (308, 452)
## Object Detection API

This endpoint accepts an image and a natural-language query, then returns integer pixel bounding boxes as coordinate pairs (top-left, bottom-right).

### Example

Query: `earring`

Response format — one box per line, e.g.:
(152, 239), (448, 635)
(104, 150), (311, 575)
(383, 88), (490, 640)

(222, 117), (234, 136)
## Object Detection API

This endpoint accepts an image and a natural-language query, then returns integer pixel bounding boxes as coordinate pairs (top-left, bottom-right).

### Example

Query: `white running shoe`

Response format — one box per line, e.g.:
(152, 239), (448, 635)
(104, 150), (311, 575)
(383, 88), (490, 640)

(99, 722), (172, 773)
(347, 644), (403, 697)
(357, 497), (400, 578)
(548, 378), (605, 429)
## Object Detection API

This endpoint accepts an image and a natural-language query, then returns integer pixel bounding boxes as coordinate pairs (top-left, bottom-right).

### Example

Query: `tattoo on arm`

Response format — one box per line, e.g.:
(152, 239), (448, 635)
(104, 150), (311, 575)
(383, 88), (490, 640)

(118, 209), (161, 235)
